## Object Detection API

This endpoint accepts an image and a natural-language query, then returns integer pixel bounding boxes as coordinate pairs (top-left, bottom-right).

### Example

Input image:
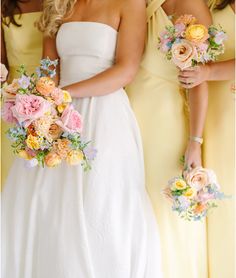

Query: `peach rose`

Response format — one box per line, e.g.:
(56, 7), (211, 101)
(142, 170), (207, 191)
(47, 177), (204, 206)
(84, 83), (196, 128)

(3, 79), (19, 100)
(53, 139), (71, 159)
(45, 152), (62, 167)
(48, 123), (62, 140)
(0, 63), (8, 82)
(185, 167), (210, 191)
(171, 40), (197, 70)
(185, 24), (209, 44)
(36, 77), (55, 96)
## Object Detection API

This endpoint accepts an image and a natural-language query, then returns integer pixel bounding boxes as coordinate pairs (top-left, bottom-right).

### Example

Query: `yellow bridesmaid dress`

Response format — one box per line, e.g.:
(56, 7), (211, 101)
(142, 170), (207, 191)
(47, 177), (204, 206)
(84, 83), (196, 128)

(1, 12), (42, 187)
(204, 4), (235, 278)
(126, 1), (208, 277)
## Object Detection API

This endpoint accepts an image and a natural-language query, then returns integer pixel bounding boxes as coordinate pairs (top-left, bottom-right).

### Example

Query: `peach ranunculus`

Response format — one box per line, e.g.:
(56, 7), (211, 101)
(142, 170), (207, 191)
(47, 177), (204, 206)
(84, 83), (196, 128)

(171, 40), (197, 70)
(53, 139), (71, 159)
(11, 94), (51, 127)
(194, 203), (207, 214)
(0, 63), (8, 82)
(185, 167), (210, 191)
(45, 151), (62, 167)
(66, 150), (84, 165)
(34, 115), (53, 139)
(185, 24), (209, 44)
(175, 14), (197, 26)
(56, 105), (83, 133)
(36, 77), (55, 96)
(48, 123), (62, 140)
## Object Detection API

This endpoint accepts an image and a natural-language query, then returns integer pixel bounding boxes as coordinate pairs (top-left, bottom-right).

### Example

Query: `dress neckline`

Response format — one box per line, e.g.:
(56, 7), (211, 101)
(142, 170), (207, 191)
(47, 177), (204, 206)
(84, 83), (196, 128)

(60, 21), (118, 34)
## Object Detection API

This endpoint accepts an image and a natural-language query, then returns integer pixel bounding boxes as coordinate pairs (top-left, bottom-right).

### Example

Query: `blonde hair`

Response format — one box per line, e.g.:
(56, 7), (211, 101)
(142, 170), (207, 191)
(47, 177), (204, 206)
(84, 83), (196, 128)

(38, 0), (77, 37)
(208, 0), (220, 10)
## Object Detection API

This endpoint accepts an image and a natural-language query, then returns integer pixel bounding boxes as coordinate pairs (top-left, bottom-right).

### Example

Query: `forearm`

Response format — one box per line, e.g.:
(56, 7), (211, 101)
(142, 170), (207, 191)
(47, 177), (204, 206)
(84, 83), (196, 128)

(207, 59), (235, 81)
(188, 82), (208, 137)
(62, 63), (136, 98)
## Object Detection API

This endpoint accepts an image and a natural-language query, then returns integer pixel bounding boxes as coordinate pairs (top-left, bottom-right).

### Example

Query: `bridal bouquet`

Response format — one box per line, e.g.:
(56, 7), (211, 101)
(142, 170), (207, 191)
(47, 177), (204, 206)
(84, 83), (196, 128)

(158, 14), (227, 70)
(1, 59), (96, 170)
(163, 167), (226, 221)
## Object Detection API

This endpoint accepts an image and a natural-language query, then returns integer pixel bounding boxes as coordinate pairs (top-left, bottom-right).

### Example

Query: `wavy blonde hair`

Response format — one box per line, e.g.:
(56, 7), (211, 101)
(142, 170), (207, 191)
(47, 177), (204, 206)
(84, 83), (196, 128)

(208, 0), (220, 10)
(38, 0), (77, 37)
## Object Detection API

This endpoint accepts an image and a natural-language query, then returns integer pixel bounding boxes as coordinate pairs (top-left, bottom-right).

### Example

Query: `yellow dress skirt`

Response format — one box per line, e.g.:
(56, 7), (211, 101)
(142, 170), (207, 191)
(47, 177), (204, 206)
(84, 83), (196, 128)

(1, 12), (42, 187)
(126, 1), (208, 277)
(204, 5), (235, 278)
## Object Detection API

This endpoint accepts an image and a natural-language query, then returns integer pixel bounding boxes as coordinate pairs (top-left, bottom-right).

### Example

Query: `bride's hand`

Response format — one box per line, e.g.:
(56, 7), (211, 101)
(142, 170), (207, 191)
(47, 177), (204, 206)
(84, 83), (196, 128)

(184, 141), (202, 171)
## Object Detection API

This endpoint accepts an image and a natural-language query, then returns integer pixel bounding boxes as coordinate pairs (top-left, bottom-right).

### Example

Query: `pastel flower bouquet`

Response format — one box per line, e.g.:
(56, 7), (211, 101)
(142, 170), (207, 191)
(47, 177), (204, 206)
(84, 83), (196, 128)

(158, 14), (227, 70)
(1, 59), (96, 170)
(163, 167), (227, 221)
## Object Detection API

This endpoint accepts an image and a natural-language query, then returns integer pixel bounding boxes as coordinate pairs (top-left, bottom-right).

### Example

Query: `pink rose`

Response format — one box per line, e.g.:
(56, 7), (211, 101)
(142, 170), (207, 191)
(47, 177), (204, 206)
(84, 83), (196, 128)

(11, 95), (51, 127)
(185, 167), (210, 191)
(51, 88), (64, 105)
(172, 40), (197, 70)
(2, 101), (17, 124)
(197, 191), (215, 203)
(56, 105), (83, 133)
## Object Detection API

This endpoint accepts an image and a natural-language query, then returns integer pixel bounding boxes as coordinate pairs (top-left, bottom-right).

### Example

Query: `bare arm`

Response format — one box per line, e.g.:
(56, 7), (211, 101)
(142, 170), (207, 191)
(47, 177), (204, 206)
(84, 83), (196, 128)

(176, 0), (212, 168)
(62, 0), (146, 98)
(179, 59), (235, 89)
(42, 36), (60, 85)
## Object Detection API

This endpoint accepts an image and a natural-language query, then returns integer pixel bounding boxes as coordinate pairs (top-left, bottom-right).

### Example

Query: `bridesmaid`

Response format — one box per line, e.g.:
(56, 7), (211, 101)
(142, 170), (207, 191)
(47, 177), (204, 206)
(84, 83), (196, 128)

(126, 0), (212, 277)
(179, 1), (235, 277)
(1, 0), (43, 186)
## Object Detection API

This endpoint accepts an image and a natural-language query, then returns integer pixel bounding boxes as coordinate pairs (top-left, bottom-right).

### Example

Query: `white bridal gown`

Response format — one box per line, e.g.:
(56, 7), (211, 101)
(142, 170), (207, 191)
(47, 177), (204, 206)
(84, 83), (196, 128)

(2, 22), (162, 278)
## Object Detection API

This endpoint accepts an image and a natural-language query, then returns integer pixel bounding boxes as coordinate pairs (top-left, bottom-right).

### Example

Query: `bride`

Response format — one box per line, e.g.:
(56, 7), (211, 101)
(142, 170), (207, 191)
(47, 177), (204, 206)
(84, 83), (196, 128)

(2, 0), (162, 277)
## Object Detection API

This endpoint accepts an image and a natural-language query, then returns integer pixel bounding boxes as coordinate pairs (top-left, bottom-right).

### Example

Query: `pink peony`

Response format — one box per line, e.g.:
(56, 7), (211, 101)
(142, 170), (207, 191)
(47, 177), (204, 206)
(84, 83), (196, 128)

(56, 105), (83, 133)
(51, 88), (64, 105)
(11, 94), (51, 127)
(2, 101), (17, 124)
(175, 23), (186, 36)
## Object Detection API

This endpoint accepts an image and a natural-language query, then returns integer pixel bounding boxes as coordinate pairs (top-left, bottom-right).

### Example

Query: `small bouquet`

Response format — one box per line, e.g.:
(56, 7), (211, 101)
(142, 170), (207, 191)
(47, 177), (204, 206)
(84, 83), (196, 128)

(158, 14), (227, 70)
(1, 59), (96, 170)
(163, 167), (226, 221)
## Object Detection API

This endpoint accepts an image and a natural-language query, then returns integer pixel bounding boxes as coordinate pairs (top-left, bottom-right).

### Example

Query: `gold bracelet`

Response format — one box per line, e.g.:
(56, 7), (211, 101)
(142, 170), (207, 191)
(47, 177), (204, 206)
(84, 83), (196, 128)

(189, 136), (203, 145)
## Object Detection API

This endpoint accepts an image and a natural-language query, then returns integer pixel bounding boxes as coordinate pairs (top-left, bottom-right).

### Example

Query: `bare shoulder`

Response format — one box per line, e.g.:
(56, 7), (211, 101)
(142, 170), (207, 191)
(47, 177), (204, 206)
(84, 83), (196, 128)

(119, 0), (146, 14)
(176, 0), (212, 26)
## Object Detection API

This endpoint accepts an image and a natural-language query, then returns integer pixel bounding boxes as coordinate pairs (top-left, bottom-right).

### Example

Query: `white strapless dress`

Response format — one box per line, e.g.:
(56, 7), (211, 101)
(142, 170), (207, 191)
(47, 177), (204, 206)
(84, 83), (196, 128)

(2, 22), (162, 278)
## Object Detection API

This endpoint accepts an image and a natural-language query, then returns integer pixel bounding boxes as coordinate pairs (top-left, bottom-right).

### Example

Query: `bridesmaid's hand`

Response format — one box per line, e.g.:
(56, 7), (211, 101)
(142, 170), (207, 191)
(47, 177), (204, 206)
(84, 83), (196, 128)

(184, 141), (202, 170)
(178, 65), (210, 89)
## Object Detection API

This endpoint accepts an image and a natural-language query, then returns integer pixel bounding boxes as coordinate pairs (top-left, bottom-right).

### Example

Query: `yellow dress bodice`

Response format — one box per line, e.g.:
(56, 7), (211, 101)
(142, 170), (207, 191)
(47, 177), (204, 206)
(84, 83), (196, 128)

(2, 12), (43, 81)
(1, 12), (43, 187)
(142, 0), (178, 83)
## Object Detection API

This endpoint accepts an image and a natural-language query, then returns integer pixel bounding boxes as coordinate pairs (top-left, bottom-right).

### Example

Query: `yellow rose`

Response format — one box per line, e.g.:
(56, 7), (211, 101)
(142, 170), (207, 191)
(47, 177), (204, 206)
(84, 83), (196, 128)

(171, 179), (187, 190)
(63, 90), (72, 103)
(18, 150), (32, 160)
(57, 104), (68, 113)
(66, 150), (84, 166)
(36, 77), (55, 97)
(45, 152), (62, 167)
(185, 24), (209, 44)
(26, 134), (40, 150)
(184, 188), (196, 199)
